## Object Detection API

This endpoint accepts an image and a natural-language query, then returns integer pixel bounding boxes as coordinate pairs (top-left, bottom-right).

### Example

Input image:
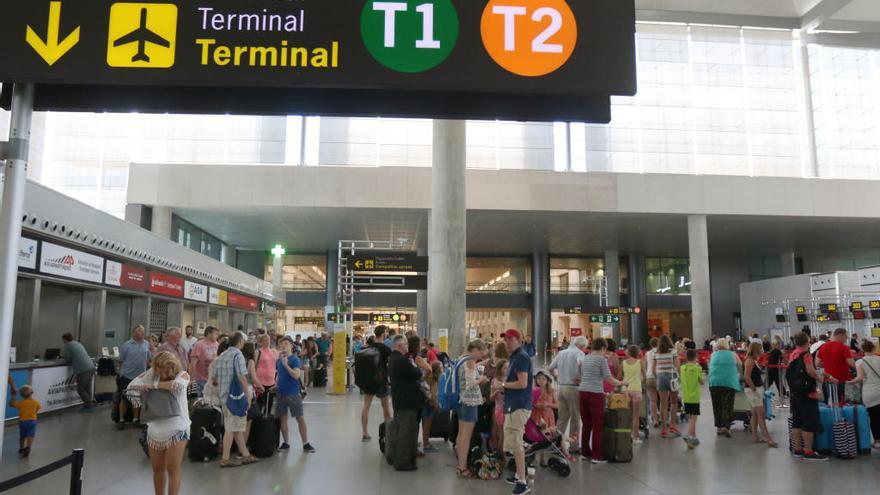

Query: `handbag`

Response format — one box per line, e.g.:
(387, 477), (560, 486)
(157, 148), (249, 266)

(226, 355), (249, 417)
(141, 387), (182, 423)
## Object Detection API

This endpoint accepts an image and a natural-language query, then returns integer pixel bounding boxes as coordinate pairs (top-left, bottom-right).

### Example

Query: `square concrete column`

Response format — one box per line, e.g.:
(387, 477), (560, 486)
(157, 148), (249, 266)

(688, 215), (713, 344)
(150, 206), (173, 240)
(11, 278), (40, 363)
(417, 245), (428, 339)
(780, 251), (797, 277)
(428, 120), (467, 356)
(166, 302), (185, 333)
(80, 289), (107, 356)
(627, 254), (647, 345)
(531, 253), (550, 362)
(325, 249), (338, 326)
(604, 250), (621, 341)
(131, 296), (151, 335)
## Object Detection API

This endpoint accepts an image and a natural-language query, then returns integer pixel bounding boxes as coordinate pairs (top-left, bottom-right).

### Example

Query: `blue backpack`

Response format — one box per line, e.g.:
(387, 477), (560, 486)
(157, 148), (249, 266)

(225, 354), (249, 417)
(438, 356), (471, 412)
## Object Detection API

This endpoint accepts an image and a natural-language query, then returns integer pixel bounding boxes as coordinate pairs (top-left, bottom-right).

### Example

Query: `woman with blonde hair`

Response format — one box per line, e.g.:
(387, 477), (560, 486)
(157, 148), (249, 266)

(744, 342), (776, 447)
(127, 351), (190, 495)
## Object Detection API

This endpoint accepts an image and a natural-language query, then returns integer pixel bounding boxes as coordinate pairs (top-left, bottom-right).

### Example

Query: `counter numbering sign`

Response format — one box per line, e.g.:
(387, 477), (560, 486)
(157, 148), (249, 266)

(107, 2), (177, 68)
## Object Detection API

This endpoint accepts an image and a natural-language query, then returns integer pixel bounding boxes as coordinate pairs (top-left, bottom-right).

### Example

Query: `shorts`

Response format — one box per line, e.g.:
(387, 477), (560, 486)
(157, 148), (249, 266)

(275, 394), (304, 418)
(222, 405), (248, 433)
(744, 387), (764, 409)
(19, 420), (36, 439)
(503, 409), (530, 453)
(363, 384), (389, 399)
(656, 373), (673, 392)
(627, 391), (643, 404)
(790, 395), (821, 434)
(458, 405), (479, 423)
(684, 403), (700, 416)
(116, 376), (134, 393)
(422, 405), (436, 421)
(645, 377), (657, 391)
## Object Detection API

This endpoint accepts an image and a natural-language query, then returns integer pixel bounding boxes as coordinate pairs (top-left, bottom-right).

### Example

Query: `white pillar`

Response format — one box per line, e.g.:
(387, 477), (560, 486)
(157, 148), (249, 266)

(428, 120), (467, 357)
(0, 83), (34, 460)
(272, 253), (283, 289)
(151, 205), (173, 240)
(604, 250), (621, 341)
(688, 215), (712, 344)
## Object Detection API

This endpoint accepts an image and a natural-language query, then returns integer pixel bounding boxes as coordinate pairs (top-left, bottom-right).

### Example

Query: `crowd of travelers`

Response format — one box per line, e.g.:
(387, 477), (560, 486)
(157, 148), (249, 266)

(10, 322), (879, 495)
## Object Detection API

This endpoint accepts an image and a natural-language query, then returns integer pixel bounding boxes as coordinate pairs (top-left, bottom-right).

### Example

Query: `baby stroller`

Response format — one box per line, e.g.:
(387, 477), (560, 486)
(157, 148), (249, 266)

(522, 419), (571, 477)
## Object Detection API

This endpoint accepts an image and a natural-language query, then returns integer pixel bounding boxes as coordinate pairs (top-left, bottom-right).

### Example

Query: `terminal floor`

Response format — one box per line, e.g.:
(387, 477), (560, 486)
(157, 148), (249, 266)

(1, 390), (878, 495)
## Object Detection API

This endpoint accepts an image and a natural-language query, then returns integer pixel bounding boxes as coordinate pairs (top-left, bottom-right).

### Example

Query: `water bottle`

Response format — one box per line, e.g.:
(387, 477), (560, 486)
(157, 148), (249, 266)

(526, 466), (536, 488)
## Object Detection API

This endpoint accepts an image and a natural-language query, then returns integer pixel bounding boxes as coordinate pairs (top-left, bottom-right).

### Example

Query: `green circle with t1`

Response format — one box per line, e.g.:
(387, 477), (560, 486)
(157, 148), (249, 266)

(361, 0), (459, 73)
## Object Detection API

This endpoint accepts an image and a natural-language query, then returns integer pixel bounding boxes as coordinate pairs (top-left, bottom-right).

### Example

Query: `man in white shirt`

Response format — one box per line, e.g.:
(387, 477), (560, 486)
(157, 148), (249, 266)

(548, 336), (587, 451)
(809, 334), (828, 355)
(181, 325), (198, 354)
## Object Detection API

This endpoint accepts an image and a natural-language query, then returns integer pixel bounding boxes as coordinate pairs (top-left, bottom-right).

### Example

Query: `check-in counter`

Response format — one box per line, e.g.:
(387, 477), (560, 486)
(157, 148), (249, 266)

(6, 360), (86, 421)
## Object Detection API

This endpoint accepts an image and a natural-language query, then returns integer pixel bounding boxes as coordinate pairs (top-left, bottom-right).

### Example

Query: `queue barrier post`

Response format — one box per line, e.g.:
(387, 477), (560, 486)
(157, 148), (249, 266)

(69, 448), (84, 495)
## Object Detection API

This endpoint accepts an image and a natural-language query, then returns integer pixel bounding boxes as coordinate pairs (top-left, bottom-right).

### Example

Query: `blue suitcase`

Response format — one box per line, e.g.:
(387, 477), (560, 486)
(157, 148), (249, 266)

(840, 405), (872, 454)
(815, 404), (835, 454)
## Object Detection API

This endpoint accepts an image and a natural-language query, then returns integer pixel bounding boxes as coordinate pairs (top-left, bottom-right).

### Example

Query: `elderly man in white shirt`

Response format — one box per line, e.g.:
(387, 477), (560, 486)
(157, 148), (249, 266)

(548, 335), (588, 451)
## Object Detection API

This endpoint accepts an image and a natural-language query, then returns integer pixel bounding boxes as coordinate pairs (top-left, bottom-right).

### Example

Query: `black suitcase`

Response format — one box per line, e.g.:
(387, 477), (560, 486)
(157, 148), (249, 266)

(430, 410), (452, 441)
(312, 368), (327, 387)
(380, 419), (396, 465)
(189, 405), (223, 462)
(248, 394), (281, 458)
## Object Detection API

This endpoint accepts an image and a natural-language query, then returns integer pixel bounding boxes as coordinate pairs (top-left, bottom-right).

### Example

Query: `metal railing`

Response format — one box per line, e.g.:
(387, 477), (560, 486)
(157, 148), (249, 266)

(466, 282), (530, 293)
(0, 449), (84, 494)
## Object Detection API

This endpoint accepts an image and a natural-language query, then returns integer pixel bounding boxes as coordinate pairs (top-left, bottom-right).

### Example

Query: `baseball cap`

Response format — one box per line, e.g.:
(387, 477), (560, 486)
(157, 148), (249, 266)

(501, 329), (522, 340)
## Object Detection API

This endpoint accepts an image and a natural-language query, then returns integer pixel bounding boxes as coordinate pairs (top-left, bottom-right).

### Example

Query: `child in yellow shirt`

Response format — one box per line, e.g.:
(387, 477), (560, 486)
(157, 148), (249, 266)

(9, 384), (41, 457)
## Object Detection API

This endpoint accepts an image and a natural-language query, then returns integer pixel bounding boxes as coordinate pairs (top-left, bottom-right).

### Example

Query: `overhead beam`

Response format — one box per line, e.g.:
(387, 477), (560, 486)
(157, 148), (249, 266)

(801, 0), (854, 32)
(636, 9), (800, 30)
(803, 32), (880, 50)
(818, 19), (880, 34)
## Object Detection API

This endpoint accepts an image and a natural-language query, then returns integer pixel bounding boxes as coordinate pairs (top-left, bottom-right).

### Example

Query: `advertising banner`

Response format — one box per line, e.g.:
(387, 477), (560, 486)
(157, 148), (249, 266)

(150, 272), (185, 298)
(121, 265), (148, 291)
(227, 292), (258, 311)
(184, 280), (208, 302)
(40, 241), (104, 283)
(31, 366), (83, 412)
(18, 237), (38, 270)
(209, 287), (227, 306)
(105, 260), (122, 286)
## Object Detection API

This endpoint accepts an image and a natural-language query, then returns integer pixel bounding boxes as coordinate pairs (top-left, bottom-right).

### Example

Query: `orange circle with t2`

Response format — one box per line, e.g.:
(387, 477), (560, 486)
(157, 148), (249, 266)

(481, 0), (577, 77)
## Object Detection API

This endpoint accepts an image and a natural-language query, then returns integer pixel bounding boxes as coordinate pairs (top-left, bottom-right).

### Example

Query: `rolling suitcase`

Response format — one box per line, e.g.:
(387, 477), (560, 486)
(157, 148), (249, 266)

(602, 409), (633, 463)
(248, 392), (281, 458)
(312, 368), (327, 387)
(380, 419), (396, 465)
(111, 390), (134, 424)
(732, 392), (752, 431)
(829, 388), (857, 459)
(815, 403), (835, 454)
(430, 410), (452, 441)
(840, 404), (872, 454)
(189, 404), (223, 462)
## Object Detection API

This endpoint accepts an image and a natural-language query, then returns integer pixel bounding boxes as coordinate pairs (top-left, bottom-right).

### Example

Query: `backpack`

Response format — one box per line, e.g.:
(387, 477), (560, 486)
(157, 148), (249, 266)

(354, 346), (383, 391)
(438, 356), (471, 412)
(785, 352), (816, 398)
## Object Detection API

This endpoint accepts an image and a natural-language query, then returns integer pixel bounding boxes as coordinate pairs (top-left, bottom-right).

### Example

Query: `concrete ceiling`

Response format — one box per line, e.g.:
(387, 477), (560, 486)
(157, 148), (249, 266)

(176, 207), (880, 260)
(636, 0), (823, 19)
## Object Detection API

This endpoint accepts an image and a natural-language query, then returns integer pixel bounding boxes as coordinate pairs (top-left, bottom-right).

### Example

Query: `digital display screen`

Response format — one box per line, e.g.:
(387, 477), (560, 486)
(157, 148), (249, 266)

(870, 300), (880, 310)
(852, 311), (866, 320)
(796, 314), (809, 322)
(795, 306), (807, 314)
(819, 303), (838, 313)
(775, 315), (786, 323)
(851, 302), (863, 311)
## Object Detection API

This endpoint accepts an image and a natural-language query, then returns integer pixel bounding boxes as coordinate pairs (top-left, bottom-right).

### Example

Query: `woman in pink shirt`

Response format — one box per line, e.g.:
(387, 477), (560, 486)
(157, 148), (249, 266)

(254, 334), (278, 410)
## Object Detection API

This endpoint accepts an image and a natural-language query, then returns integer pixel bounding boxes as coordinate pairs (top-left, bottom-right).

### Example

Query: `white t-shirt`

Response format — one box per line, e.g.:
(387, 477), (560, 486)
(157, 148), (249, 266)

(857, 356), (880, 409)
(809, 341), (825, 355)
(645, 349), (657, 379)
(181, 335), (198, 353)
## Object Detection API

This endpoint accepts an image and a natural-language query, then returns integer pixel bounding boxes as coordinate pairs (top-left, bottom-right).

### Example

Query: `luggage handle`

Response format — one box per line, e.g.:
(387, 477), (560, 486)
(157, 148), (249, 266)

(829, 385), (842, 422)
(261, 388), (275, 417)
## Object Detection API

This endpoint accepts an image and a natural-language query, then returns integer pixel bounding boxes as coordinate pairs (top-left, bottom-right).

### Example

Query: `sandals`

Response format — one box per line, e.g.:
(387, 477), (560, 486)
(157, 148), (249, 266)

(220, 459), (241, 468)
(767, 440), (779, 448)
(240, 455), (260, 465)
(456, 467), (476, 479)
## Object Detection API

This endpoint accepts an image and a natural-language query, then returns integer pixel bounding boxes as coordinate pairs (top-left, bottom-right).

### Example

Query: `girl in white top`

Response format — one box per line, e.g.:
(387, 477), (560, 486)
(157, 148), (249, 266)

(847, 340), (880, 449)
(127, 351), (190, 495)
(645, 337), (660, 428)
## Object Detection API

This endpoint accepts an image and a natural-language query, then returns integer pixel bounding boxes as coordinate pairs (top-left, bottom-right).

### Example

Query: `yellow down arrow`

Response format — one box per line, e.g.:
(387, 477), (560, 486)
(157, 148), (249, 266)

(26, 1), (80, 66)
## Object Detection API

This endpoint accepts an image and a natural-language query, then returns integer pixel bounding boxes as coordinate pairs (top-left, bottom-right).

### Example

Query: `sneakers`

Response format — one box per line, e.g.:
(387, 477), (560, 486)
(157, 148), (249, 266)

(669, 427), (682, 437)
(683, 437), (695, 449)
(423, 445), (439, 453)
(278, 443), (291, 451)
(590, 458), (608, 464)
(20, 447), (30, 458)
(660, 429), (668, 438)
(802, 452), (828, 461)
(633, 438), (643, 445)
(303, 443), (316, 453)
(512, 481), (531, 495)
(692, 437), (701, 446)
(116, 422), (125, 431)
(362, 435), (372, 442)
(792, 450), (804, 458)
(505, 476), (518, 485)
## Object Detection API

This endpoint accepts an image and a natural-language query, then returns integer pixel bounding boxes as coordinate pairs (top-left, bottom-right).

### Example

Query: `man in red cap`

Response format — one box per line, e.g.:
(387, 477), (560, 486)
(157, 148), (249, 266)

(501, 329), (532, 495)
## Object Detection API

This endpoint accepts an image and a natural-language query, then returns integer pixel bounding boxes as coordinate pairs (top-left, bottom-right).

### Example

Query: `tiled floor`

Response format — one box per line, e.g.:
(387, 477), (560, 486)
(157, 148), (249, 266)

(0, 389), (877, 495)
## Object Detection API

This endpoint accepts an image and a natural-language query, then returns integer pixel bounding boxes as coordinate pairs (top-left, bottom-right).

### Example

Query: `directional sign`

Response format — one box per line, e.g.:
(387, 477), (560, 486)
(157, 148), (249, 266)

(351, 254), (428, 273)
(870, 300), (880, 310)
(0, 0), (635, 121)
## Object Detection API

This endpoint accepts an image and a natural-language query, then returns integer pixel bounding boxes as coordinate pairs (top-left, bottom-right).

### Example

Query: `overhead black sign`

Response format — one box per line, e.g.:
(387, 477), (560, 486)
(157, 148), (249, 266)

(353, 275), (427, 291)
(0, 0), (635, 121)
(351, 253), (428, 273)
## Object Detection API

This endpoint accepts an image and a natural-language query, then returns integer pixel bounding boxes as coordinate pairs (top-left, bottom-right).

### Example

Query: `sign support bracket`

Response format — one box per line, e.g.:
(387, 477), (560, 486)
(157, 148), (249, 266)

(0, 83), (34, 461)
